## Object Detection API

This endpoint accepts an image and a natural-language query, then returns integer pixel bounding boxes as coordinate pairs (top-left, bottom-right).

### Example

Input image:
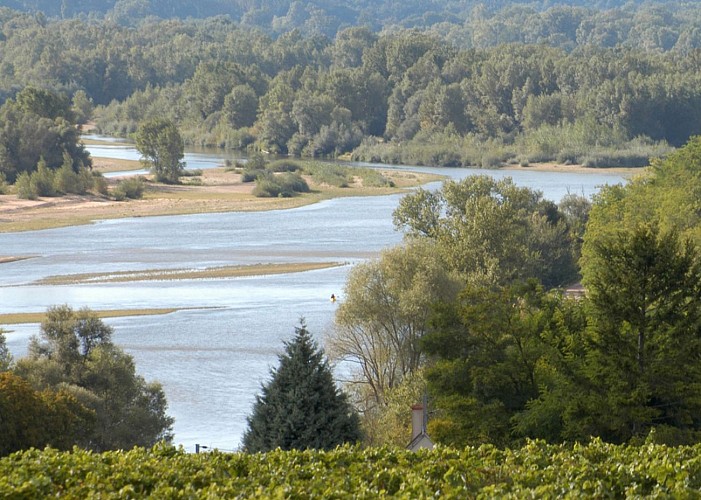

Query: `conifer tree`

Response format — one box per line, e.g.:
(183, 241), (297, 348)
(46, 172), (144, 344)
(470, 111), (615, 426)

(242, 321), (361, 452)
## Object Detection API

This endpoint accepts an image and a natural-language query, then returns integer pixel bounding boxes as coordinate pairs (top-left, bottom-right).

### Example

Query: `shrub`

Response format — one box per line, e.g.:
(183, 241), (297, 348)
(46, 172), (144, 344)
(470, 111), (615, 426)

(241, 169), (260, 182)
(253, 172), (309, 198)
(112, 176), (145, 201)
(268, 160), (302, 172)
(91, 172), (109, 196)
(302, 163), (350, 187)
(30, 161), (57, 197)
(15, 172), (36, 200)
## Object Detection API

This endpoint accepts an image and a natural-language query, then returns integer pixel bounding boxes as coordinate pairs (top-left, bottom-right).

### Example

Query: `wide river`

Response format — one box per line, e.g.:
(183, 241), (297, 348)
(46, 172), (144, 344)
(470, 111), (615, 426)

(1, 141), (630, 451)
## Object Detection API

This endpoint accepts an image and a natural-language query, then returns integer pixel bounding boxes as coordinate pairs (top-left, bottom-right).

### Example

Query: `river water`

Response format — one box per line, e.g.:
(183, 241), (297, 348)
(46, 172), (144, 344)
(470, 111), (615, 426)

(0, 141), (629, 451)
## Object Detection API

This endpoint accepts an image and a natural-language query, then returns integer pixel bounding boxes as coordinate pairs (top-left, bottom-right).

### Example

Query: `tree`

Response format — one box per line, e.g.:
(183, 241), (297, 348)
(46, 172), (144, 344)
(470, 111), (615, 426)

(581, 223), (701, 443)
(14, 305), (174, 451)
(0, 330), (12, 372)
(393, 176), (579, 289)
(242, 320), (361, 452)
(423, 281), (565, 447)
(329, 239), (461, 412)
(135, 118), (185, 183)
(0, 371), (94, 456)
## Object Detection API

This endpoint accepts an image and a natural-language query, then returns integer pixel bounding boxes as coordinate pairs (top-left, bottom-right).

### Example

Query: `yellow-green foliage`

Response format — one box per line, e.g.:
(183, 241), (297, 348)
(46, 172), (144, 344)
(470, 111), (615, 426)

(2, 440), (701, 497)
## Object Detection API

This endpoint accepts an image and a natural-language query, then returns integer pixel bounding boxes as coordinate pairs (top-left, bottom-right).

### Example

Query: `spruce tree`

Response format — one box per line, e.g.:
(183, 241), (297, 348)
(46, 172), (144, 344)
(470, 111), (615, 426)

(242, 321), (361, 452)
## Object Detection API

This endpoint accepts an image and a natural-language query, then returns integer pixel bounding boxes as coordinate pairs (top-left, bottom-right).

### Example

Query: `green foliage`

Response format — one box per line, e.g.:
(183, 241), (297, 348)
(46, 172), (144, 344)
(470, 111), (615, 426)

(53, 152), (93, 195)
(394, 175), (579, 288)
(13, 305), (173, 452)
(112, 176), (145, 201)
(252, 172), (309, 198)
(580, 223), (701, 443)
(28, 158), (56, 198)
(0, 87), (90, 183)
(424, 281), (576, 447)
(268, 159), (301, 172)
(0, 370), (95, 456)
(243, 321), (361, 452)
(3, 441), (701, 497)
(14, 172), (34, 200)
(300, 162), (350, 187)
(330, 239), (462, 413)
(135, 119), (185, 183)
(0, 330), (11, 372)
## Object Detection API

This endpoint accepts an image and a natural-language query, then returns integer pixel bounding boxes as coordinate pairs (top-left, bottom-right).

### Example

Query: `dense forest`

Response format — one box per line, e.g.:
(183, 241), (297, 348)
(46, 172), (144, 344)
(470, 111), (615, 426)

(5, 0), (692, 38)
(1, 2), (701, 176)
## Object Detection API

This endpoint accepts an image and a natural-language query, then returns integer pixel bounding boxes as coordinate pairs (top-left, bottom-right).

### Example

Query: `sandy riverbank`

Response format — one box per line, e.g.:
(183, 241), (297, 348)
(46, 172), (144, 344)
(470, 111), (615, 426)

(0, 161), (442, 233)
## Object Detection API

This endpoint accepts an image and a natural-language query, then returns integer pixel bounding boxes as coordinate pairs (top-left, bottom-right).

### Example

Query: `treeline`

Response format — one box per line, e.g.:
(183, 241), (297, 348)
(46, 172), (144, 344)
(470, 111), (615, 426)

(4, 0), (698, 47)
(329, 135), (701, 449)
(1, 8), (700, 168)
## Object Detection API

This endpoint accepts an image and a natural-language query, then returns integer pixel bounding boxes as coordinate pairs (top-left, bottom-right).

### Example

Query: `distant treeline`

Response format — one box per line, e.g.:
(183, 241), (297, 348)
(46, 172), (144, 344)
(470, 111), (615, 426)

(1, 5), (700, 166)
(2, 0), (697, 45)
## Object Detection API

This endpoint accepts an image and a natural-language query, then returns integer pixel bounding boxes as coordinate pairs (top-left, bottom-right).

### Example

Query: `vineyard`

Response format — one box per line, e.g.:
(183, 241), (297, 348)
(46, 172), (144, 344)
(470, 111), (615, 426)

(1, 440), (700, 497)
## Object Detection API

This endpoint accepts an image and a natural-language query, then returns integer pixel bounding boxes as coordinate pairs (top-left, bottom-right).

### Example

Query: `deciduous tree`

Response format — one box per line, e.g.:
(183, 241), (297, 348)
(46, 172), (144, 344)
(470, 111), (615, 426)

(14, 305), (174, 451)
(135, 118), (185, 183)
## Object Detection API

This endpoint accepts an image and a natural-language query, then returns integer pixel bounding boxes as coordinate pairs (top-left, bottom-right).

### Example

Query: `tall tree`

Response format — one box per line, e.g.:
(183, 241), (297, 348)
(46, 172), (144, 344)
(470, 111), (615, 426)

(0, 371), (94, 456)
(329, 239), (461, 411)
(243, 321), (361, 452)
(581, 223), (701, 443)
(135, 118), (185, 183)
(0, 330), (12, 372)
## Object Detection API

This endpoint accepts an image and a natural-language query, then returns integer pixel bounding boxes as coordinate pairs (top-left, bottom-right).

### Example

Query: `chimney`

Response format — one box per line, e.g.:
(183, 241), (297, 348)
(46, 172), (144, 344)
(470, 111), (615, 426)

(411, 404), (425, 440)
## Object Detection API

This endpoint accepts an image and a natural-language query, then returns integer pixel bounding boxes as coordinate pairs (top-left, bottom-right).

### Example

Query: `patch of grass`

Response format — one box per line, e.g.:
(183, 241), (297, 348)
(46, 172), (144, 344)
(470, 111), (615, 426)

(91, 157), (143, 173)
(301, 163), (351, 187)
(34, 262), (343, 285)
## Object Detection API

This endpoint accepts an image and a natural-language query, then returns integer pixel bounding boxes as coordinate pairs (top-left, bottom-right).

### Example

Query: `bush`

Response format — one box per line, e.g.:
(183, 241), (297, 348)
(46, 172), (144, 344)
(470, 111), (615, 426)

(241, 169), (260, 182)
(253, 172), (309, 198)
(268, 160), (302, 172)
(91, 172), (109, 196)
(112, 176), (145, 201)
(356, 168), (394, 188)
(15, 172), (35, 200)
(30, 161), (57, 197)
(54, 163), (87, 195)
(302, 163), (350, 187)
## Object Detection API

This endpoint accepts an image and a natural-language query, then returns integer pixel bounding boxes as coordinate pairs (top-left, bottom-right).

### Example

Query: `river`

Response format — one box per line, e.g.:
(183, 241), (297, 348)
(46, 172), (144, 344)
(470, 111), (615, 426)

(0, 141), (629, 451)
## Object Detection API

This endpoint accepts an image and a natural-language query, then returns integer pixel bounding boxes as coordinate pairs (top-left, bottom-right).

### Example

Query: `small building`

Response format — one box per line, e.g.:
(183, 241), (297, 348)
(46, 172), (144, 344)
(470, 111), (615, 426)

(407, 403), (434, 451)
